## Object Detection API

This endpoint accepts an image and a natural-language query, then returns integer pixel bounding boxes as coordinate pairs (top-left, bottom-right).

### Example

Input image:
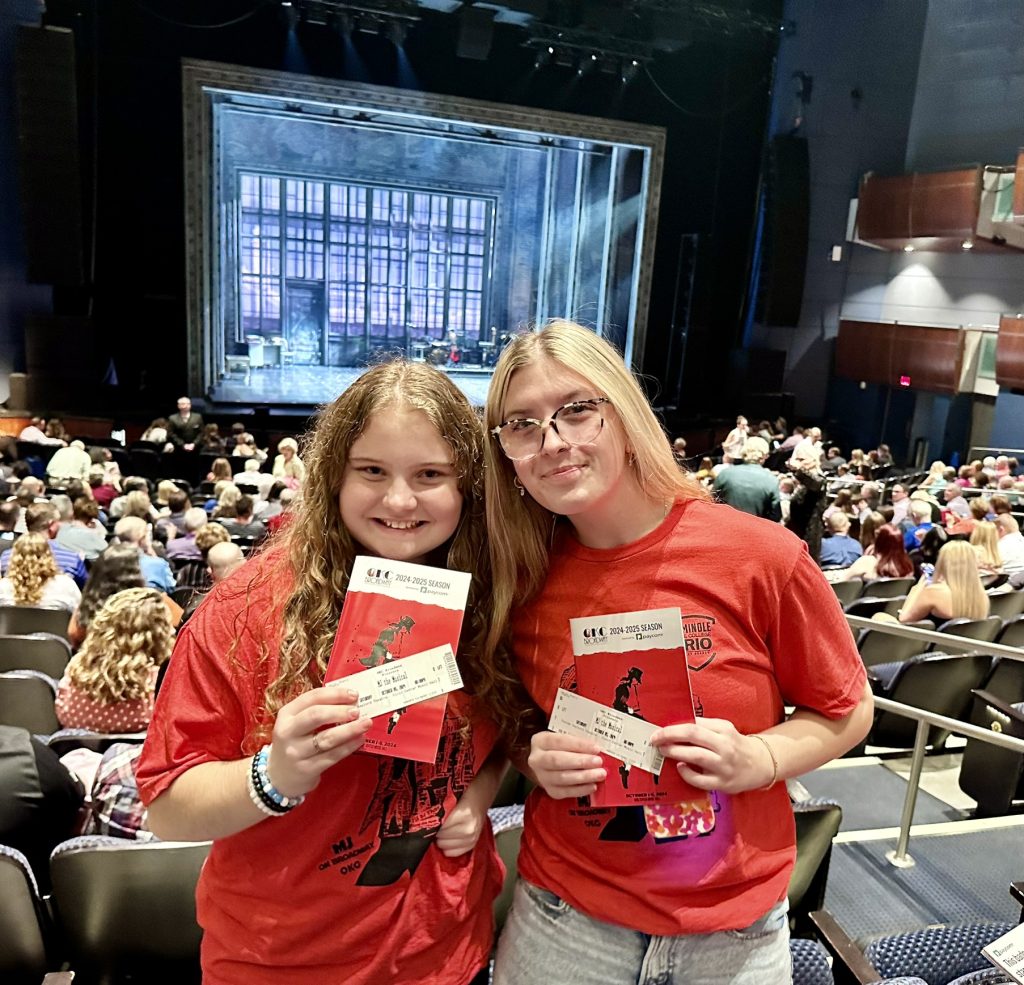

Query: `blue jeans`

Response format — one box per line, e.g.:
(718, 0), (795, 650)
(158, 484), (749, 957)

(493, 879), (792, 985)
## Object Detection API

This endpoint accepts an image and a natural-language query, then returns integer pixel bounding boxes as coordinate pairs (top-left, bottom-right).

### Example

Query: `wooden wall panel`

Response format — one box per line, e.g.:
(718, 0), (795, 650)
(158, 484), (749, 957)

(1014, 151), (1024, 224)
(836, 320), (964, 394)
(996, 314), (1024, 390)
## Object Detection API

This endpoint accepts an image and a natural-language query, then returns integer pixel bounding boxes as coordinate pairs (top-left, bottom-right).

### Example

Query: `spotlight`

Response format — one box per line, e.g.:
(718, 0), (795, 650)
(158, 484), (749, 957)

(620, 58), (640, 83)
(961, 239), (974, 250)
(280, 0), (299, 31)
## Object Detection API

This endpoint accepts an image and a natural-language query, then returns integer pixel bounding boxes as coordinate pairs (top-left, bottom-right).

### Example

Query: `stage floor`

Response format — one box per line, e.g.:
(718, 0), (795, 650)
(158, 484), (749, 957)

(210, 364), (496, 407)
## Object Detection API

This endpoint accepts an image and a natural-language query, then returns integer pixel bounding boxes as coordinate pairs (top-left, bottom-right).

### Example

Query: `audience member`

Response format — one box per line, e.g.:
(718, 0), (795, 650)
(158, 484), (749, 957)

(819, 512), (863, 568)
(55, 497), (108, 561)
(207, 457), (234, 484)
(671, 436), (687, 466)
(970, 520), (1003, 575)
(140, 417), (169, 444)
(711, 436), (780, 521)
(0, 500), (19, 547)
(823, 446), (846, 472)
(197, 423), (226, 454)
(943, 482), (971, 519)
(898, 540), (989, 623)
(232, 432), (266, 462)
(994, 513), (1024, 574)
(264, 487), (296, 535)
(721, 415), (749, 464)
(889, 482), (911, 524)
(215, 494), (266, 541)
(0, 501), (86, 586)
(18, 416), (65, 446)
(271, 436), (305, 484)
(46, 439), (92, 484)
(839, 523), (913, 582)
(166, 508), (209, 561)
(88, 465), (118, 510)
(947, 496), (989, 537)
(207, 541), (245, 584)
(113, 517), (175, 592)
(56, 587), (174, 732)
(156, 489), (190, 538)
(68, 543), (148, 647)
(211, 483), (242, 520)
(858, 510), (885, 552)
(0, 532), (81, 610)
(786, 447), (827, 561)
(167, 396), (204, 452)
(903, 500), (934, 552)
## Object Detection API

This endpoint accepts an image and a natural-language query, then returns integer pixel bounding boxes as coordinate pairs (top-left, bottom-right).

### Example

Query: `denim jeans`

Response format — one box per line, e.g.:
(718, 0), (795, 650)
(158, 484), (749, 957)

(492, 879), (792, 985)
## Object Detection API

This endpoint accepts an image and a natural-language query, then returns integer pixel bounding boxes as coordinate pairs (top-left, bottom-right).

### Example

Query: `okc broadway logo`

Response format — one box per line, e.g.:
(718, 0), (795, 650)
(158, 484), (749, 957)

(582, 626), (606, 642)
(366, 568), (393, 585)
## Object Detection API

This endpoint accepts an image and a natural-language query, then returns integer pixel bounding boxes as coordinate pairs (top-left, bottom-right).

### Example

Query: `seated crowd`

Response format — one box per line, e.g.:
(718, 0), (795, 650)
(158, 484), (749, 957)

(0, 411), (303, 878)
(688, 417), (1024, 634)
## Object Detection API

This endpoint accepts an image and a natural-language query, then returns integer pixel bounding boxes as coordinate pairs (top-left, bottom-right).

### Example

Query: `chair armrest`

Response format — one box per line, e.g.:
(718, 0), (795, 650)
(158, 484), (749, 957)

(972, 690), (1024, 722)
(1012, 880), (1024, 920)
(810, 909), (880, 985)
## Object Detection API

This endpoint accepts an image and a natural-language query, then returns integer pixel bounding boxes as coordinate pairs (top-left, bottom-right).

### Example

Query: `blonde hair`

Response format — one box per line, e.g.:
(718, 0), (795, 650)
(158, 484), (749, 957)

(195, 522), (230, 557)
(66, 587), (174, 703)
(970, 520), (1001, 571)
(122, 490), (152, 519)
(934, 540), (990, 620)
(156, 480), (178, 504)
(482, 320), (709, 677)
(210, 458), (233, 482)
(7, 533), (59, 605)
(228, 360), (523, 746)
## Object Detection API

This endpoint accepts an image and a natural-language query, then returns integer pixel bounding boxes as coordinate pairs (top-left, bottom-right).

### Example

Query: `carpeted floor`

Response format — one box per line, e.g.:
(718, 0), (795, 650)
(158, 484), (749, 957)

(824, 826), (1024, 941)
(797, 763), (967, 831)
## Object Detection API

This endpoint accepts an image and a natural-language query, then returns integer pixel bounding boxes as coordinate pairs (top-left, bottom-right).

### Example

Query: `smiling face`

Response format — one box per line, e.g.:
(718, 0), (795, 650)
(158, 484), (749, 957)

(338, 406), (463, 565)
(500, 355), (634, 525)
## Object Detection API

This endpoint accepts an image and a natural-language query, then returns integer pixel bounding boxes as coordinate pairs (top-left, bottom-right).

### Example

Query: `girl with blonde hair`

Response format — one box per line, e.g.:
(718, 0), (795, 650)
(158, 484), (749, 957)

(0, 532), (81, 611)
(969, 519), (1003, 575)
(137, 360), (515, 985)
(899, 539), (990, 623)
(55, 587), (173, 732)
(483, 320), (871, 985)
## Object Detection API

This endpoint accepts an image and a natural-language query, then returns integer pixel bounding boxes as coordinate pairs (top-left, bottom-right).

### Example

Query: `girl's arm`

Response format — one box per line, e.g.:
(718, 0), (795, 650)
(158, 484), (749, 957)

(898, 579), (948, 623)
(147, 686), (372, 842)
(650, 680), (874, 794)
(435, 748), (508, 857)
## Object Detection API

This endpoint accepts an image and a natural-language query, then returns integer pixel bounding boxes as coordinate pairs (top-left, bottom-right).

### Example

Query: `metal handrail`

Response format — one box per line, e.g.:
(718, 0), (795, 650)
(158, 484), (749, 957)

(870, 695), (1024, 868)
(846, 614), (1024, 662)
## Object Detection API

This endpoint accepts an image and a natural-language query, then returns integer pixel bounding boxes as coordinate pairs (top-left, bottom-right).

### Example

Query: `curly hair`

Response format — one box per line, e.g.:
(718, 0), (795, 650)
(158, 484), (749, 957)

(76, 543), (146, 634)
(228, 360), (529, 749)
(66, 587), (173, 703)
(7, 533), (59, 605)
(195, 522), (230, 558)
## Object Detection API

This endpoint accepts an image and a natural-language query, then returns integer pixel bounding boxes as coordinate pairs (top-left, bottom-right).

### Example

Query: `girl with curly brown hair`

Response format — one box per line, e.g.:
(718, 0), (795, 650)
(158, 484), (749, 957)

(56, 587), (173, 732)
(0, 532), (81, 611)
(137, 360), (517, 985)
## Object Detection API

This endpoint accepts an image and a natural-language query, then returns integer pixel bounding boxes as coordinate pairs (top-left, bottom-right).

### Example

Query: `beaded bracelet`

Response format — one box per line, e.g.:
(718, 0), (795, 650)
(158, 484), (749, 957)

(247, 767), (287, 817)
(247, 745), (305, 817)
(750, 733), (779, 790)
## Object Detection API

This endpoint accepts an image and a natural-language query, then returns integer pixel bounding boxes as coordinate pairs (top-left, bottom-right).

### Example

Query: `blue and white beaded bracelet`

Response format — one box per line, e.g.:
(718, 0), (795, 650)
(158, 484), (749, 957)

(247, 745), (306, 817)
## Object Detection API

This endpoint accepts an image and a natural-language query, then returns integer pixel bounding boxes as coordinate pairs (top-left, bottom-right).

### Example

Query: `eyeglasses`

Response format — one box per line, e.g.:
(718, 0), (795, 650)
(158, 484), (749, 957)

(491, 397), (611, 462)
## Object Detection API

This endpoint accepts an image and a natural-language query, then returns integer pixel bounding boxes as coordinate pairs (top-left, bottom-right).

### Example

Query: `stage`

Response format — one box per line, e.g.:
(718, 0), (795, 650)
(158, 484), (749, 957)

(209, 363), (496, 408)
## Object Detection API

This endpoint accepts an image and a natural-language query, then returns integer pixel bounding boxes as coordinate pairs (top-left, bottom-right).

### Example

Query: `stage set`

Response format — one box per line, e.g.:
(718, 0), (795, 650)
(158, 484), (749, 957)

(183, 61), (664, 408)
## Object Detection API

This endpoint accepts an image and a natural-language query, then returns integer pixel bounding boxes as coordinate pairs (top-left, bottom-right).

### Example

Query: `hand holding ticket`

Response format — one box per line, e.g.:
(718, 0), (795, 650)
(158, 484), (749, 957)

(549, 688), (665, 775)
(326, 644), (463, 720)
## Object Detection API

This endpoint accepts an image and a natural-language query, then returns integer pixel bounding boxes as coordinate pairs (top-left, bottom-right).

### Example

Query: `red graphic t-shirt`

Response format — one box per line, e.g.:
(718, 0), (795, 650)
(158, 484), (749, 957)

(512, 498), (866, 936)
(137, 551), (502, 985)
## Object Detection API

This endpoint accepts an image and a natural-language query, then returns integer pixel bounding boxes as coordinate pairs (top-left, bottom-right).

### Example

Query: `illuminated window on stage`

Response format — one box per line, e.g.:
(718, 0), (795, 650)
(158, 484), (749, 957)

(238, 173), (493, 356)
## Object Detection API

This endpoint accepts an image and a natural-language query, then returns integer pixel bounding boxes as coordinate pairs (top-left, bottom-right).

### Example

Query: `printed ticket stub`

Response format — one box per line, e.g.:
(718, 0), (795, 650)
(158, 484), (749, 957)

(982, 921), (1024, 983)
(327, 644), (462, 720)
(549, 687), (665, 775)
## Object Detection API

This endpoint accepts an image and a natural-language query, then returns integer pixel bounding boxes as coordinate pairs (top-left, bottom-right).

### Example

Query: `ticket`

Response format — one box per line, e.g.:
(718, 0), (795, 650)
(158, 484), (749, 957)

(326, 644), (462, 719)
(549, 688), (665, 775)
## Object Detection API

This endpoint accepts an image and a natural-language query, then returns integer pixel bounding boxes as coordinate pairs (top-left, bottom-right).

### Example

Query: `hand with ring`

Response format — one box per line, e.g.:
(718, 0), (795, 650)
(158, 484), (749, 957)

(268, 686), (373, 799)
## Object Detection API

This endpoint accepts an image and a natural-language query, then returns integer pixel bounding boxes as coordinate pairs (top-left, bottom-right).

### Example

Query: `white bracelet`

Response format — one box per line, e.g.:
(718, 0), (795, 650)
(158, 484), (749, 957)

(247, 767), (286, 817)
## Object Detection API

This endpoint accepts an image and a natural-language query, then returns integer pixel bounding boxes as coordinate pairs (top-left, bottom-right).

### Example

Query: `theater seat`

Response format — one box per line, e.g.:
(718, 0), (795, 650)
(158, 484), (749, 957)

(0, 844), (50, 985)
(49, 836), (212, 985)
(958, 690), (1024, 817)
(867, 652), (992, 750)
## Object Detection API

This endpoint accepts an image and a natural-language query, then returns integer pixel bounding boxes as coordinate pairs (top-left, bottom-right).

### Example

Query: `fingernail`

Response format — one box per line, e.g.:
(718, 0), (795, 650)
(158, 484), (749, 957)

(342, 689), (358, 700)
(596, 769), (607, 781)
(588, 756), (603, 767)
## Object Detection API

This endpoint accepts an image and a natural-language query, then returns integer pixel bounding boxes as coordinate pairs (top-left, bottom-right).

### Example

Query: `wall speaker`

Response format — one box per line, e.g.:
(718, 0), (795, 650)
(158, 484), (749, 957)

(15, 24), (85, 286)
(759, 135), (809, 327)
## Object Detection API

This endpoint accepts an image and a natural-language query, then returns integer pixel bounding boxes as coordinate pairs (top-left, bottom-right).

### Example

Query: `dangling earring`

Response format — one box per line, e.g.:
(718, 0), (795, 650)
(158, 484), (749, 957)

(513, 477), (526, 497)
(626, 449), (636, 467)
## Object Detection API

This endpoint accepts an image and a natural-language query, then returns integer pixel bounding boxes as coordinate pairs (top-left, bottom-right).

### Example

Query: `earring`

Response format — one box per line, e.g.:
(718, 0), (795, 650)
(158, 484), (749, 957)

(626, 449), (636, 467)
(513, 477), (526, 497)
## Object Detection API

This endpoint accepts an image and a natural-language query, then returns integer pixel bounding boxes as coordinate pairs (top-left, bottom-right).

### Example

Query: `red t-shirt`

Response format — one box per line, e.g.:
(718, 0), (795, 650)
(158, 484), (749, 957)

(137, 552), (502, 985)
(512, 498), (866, 936)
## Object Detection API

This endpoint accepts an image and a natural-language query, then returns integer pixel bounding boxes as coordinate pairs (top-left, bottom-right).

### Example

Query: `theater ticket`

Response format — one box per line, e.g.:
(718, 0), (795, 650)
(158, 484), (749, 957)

(327, 644), (462, 720)
(549, 688), (665, 775)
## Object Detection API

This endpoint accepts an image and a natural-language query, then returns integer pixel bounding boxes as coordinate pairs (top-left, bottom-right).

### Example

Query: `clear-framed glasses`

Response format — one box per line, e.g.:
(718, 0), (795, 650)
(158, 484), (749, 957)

(491, 397), (611, 462)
